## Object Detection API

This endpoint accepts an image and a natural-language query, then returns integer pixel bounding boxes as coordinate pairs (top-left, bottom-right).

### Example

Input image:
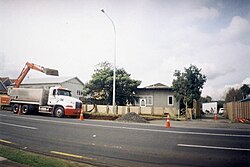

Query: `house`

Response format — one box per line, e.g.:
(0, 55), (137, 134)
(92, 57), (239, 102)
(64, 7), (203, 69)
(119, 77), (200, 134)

(135, 83), (179, 115)
(241, 95), (250, 102)
(0, 77), (14, 94)
(21, 76), (84, 99)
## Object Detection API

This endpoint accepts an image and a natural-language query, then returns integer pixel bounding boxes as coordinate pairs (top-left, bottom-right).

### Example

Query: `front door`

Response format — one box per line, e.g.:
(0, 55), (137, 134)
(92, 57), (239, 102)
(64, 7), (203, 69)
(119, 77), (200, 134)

(140, 98), (146, 107)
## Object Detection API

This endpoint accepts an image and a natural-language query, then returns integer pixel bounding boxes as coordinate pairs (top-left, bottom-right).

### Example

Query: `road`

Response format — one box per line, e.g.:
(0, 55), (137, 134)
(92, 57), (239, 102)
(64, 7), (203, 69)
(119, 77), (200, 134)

(1, 111), (250, 167)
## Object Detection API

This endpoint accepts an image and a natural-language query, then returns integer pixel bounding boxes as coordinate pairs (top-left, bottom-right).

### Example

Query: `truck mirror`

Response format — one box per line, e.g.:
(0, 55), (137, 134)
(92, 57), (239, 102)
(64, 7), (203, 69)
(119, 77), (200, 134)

(53, 89), (56, 96)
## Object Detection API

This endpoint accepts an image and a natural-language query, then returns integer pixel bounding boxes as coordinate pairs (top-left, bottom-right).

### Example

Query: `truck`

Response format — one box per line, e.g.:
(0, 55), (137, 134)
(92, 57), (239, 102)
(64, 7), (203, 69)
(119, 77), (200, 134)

(0, 62), (59, 110)
(202, 102), (217, 114)
(0, 94), (10, 110)
(9, 86), (82, 117)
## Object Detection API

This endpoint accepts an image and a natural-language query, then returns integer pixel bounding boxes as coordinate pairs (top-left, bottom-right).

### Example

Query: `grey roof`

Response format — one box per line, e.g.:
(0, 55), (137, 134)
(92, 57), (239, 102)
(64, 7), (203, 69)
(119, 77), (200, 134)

(22, 76), (84, 85)
(137, 83), (172, 90)
(0, 77), (13, 86)
(0, 77), (9, 82)
(145, 83), (169, 89)
(0, 81), (7, 93)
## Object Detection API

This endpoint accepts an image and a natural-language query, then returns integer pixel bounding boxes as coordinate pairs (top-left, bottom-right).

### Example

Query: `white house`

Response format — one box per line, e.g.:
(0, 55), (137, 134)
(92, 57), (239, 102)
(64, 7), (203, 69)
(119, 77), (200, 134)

(21, 76), (84, 99)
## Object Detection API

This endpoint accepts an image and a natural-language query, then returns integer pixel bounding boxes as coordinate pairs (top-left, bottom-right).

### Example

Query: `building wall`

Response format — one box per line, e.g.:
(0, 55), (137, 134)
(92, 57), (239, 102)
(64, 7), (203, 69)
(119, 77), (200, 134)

(136, 89), (178, 109)
(62, 78), (84, 99)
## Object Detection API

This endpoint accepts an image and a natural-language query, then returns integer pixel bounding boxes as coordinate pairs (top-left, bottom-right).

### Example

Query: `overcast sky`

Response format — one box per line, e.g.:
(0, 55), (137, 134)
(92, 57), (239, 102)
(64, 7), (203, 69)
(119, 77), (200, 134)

(1, 0), (250, 100)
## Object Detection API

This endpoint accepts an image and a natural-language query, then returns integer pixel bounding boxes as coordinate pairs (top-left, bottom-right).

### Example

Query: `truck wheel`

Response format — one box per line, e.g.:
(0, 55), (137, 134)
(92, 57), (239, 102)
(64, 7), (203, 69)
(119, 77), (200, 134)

(21, 105), (29, 114)
(55, 107), (64, 118)
(13, 104), (19, 114)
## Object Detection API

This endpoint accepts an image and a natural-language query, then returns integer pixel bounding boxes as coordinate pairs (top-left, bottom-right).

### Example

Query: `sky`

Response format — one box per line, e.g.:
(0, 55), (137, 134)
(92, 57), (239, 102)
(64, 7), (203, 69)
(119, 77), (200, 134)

(0, 0), (250, 100)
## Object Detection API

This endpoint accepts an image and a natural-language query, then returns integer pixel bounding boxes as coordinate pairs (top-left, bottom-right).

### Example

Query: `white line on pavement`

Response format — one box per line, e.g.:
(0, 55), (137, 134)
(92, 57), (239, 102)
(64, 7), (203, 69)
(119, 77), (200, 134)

(177, 144), (250, 151)
(0, 122), (37, 130)
(1, 114), (249, 138)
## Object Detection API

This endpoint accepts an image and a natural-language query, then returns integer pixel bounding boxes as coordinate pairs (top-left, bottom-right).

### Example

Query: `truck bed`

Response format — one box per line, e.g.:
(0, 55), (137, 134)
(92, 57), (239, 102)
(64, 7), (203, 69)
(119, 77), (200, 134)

(9, 88), (49, 106)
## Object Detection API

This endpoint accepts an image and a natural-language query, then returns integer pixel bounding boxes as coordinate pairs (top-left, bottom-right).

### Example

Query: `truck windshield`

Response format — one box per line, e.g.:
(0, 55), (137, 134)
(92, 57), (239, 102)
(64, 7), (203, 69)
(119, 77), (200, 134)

(57, 89), (72, 97)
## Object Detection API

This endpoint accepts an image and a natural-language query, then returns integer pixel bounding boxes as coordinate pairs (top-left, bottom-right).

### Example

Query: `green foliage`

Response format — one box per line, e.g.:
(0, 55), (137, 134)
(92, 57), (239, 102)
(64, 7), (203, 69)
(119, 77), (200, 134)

(172, 65), (206, 108)
(200, 96), (212, 103)
(0, 145), (89, 167)
(225, 88), (243, 102)
(225, 84), (250, 102)
(84, 62), (141, 106)
(240, 84), (250, 99)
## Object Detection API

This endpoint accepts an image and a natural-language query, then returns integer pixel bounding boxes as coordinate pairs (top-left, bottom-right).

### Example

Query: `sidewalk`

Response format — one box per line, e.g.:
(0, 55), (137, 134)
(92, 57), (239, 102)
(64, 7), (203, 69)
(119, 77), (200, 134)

(150, 117), (250, 130)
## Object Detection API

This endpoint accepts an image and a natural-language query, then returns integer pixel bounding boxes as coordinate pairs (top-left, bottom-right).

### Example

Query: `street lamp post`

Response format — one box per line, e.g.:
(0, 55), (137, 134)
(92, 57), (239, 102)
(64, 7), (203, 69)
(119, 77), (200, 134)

(101, 9), (116, 114)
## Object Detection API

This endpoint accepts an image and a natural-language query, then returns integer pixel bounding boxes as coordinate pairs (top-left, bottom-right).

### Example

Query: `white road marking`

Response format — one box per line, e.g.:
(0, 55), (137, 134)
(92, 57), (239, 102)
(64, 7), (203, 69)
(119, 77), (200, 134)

(177, 144), (250, 151)
(0, 114), (249, 138)
(0, 122), (37, 130)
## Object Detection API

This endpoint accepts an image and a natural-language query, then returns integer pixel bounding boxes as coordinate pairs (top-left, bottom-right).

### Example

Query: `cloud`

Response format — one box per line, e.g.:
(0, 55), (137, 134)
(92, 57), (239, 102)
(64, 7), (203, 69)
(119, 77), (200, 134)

(191, 6), (219, 20)
(220, 16), (250, 44)
(202, 86), (226, 100)
(202, 77), (250, 100)
(242, 77), (250, 85)
(201, 63), (236, 80)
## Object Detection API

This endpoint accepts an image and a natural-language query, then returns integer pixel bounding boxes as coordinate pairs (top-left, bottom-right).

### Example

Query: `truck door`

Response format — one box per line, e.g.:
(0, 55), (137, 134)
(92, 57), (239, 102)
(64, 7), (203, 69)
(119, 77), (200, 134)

(48, 88), (58, 105)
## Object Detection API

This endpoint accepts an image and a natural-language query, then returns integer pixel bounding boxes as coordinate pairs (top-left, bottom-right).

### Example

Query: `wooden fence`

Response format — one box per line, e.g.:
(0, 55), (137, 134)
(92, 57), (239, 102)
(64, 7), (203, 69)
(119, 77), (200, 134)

(84, 104), (179, 116)
(225, 101), (250, 122)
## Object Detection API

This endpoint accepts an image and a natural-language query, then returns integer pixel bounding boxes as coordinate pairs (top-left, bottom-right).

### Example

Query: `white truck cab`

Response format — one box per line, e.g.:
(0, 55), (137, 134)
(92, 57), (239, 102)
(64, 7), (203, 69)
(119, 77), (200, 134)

(47, 87), (82, 117)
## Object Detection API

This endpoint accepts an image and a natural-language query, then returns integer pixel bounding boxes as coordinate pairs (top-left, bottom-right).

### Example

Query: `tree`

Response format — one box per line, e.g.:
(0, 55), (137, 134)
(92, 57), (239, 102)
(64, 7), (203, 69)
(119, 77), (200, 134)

(240, 84), (250, 99)
(200, 95), (212, 103)
(84, 62), (141, 106)
(225, 88), (243, 102)
(172, 65), (207, 112)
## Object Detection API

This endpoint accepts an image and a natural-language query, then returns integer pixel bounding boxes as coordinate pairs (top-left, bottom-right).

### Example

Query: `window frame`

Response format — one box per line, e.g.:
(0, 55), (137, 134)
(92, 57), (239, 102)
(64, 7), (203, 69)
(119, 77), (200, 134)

(136, 95), (153, 106)
(168, 95), (174, 106)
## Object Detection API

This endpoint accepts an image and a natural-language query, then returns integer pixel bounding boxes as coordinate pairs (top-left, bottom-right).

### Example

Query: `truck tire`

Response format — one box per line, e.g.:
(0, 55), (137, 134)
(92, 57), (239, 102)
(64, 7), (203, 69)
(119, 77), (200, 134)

(13, 104), (19, 114)
(54, 107), (64, 118)
(21, 105), (29, 114)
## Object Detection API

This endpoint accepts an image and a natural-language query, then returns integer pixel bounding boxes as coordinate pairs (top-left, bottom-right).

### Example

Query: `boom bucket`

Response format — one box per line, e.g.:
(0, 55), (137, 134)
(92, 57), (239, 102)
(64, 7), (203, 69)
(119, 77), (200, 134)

(43, 68), (59, 76)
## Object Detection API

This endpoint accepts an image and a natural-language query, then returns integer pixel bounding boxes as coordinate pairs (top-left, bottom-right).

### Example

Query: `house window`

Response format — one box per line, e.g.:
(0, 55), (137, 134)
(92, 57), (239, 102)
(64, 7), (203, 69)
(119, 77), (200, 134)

(147, 96), (153, 105)
(136, 96), (153, 106)
(77, 90), (83, 96)
(168, 95), (174, 106)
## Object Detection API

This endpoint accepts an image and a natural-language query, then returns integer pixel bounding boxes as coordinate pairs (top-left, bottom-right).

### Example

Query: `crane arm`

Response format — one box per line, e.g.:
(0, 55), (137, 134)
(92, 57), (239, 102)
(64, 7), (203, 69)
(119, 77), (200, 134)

(14, 62), (58, 88)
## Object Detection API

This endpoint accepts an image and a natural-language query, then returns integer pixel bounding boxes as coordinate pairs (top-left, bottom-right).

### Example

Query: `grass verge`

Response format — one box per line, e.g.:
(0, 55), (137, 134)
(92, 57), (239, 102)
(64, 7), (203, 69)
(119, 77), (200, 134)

(0, 145), (92, 167)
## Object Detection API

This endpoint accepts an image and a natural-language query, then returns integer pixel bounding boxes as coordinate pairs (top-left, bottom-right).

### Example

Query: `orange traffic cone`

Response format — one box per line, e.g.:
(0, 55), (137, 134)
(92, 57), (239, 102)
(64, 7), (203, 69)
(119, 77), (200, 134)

(79, 108), (84, 121)
(166, 114), (171, 128)
(214, 114), (218, 120)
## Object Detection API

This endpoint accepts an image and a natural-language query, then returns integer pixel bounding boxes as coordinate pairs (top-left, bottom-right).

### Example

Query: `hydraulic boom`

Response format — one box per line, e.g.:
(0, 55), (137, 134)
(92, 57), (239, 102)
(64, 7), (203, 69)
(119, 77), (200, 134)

(14, 62), (59, 88)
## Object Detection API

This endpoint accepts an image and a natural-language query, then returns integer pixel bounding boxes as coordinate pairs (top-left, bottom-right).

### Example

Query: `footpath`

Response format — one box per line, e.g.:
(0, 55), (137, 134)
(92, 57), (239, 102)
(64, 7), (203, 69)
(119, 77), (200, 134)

(149, 116), (250, 130)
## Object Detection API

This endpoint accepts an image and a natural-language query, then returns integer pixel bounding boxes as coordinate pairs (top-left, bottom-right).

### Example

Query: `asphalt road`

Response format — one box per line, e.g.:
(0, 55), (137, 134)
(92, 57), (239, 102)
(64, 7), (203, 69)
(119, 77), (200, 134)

(1, 111), (250, 167)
